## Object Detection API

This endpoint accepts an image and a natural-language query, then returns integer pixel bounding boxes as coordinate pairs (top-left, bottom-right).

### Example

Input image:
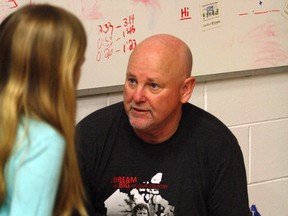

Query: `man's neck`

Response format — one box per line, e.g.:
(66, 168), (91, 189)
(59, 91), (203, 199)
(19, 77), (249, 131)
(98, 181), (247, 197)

(134, 119), (181, 144)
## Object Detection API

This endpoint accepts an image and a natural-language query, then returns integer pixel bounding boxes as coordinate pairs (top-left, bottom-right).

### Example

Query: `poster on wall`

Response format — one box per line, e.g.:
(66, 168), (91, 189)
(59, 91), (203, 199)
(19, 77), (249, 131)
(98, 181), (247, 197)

(200, 1), (222, 31)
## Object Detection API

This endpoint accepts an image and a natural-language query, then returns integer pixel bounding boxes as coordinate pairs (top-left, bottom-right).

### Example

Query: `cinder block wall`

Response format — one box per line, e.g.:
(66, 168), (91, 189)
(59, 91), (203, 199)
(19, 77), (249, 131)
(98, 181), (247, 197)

(76, 71), (288, 216)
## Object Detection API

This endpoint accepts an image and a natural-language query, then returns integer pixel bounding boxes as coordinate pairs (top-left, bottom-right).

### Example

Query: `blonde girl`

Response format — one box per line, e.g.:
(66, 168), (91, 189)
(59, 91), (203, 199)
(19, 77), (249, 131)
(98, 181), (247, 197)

(0, 4), (87, 216)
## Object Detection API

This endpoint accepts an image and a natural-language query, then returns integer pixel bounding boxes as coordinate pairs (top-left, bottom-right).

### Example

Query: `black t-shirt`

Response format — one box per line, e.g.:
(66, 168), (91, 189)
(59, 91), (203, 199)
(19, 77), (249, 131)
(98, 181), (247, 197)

(76, 102), (250, 216)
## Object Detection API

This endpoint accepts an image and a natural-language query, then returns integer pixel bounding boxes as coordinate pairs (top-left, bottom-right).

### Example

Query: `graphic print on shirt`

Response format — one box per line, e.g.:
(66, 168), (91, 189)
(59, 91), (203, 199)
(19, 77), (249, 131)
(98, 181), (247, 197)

(104, 172), (175, 216)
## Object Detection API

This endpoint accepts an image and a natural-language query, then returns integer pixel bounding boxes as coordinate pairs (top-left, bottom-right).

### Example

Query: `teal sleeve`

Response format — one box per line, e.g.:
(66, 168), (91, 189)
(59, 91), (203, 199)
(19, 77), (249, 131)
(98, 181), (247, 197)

(2, 123), (65, 216)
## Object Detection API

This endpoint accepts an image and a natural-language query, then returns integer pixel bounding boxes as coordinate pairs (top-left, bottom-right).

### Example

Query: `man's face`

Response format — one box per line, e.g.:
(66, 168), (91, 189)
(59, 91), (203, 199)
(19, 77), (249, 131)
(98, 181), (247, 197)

(136, 209), (148, 216)
(124, 49), (184, 136)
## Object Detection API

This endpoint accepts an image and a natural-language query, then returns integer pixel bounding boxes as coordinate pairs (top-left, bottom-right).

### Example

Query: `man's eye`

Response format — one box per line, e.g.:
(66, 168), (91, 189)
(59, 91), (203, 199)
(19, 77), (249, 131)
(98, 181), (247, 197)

(150, 83), (160, 91)
(128, 78), (136, 84)
(150, 83), (159, 89)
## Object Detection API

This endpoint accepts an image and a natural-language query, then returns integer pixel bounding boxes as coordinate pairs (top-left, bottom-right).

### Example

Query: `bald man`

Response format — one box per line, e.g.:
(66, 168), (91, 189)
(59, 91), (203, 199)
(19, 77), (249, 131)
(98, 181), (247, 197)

(76, 34), (250, 216)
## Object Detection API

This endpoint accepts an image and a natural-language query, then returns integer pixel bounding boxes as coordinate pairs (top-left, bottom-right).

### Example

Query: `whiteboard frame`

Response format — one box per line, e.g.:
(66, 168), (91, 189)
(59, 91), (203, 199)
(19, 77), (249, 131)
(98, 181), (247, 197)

(76, 65), (288, 97)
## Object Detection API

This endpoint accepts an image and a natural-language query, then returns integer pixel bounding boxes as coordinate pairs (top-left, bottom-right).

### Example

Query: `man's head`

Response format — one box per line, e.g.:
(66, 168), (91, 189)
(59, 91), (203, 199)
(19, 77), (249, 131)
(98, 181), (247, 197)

(124, 34), (195, 143)
(132, 203), (150, 216)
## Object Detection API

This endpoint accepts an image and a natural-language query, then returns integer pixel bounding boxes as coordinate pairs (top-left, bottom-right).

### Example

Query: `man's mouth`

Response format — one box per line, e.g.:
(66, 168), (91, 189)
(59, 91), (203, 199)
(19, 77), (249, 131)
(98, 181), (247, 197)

(132, 107), (146, 112)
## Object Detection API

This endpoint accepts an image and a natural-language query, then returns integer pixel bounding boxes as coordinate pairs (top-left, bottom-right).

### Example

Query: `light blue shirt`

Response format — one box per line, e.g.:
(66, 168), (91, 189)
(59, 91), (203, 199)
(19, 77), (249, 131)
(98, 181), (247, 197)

(0, 118), (65, 216)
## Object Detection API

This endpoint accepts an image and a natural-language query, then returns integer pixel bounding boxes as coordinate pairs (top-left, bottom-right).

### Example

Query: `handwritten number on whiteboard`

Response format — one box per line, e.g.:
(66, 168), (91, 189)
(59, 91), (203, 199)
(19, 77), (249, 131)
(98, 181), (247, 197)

(96, 14), (137, 62)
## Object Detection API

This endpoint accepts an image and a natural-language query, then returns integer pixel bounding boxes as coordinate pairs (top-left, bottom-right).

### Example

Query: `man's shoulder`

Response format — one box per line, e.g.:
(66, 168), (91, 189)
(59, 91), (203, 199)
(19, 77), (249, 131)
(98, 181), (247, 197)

(76, 102), (126, 147)
(183, 103), (236, 141)
(77, 102), (125, 129)
(183, 104), (242, 163)
(184, 103), (227, 127)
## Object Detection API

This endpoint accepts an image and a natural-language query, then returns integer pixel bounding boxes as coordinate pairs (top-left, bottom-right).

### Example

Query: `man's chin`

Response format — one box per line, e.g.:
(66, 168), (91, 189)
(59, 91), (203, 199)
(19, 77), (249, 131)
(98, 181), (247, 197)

(129, 118), (152, 131)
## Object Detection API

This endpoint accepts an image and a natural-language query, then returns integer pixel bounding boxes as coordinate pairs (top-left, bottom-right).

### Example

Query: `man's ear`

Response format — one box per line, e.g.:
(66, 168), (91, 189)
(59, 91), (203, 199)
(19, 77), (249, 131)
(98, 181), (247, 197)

(180, 76), (196, 103)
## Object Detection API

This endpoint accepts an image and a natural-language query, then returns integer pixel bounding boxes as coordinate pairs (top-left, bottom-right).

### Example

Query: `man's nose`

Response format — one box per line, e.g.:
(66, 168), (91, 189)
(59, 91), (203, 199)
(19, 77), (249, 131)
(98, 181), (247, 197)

(133, 86), (146, 102)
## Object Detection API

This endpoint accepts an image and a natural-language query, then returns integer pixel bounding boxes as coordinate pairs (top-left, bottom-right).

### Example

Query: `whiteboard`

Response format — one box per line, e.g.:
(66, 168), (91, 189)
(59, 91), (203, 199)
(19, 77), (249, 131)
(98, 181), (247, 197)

(1, 0), (288, 91)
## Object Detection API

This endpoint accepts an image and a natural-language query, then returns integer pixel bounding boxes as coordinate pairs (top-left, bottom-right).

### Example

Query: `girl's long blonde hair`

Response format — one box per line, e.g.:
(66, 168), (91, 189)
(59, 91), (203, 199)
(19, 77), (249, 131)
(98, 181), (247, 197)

(0, 4), (87, 215)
